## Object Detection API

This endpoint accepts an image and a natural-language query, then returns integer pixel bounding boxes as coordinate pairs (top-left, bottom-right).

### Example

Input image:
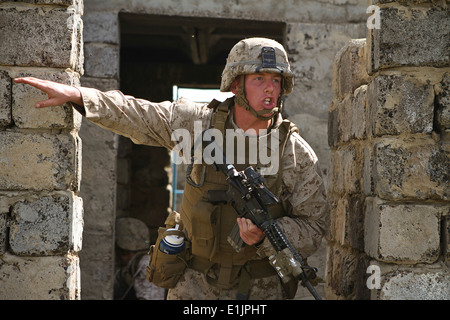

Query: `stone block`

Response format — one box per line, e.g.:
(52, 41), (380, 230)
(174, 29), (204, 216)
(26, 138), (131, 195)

(10, 69), (82, 129)
(9, 192), (83, 256)
(328, 106), (339, 148)
(0, 212), (6, 254)
(0, 5), (83, 72)
(80, 76), (120, 91)
(366, 73), (435, 136)
(0, 69), (11, 129)
(329, 197), (347, 245)
(352, 85), (368, 140)
(367, 4), (450, 72)
(325, 243), (371, 300)
(0, 0), (77, 4)
(328, 142), (364, 195)
(337, 95), (353, 144)
(347, 195), (365, 252)
(371, 261), (450, 300)
(82, 11), (119, 44)
(78, 232), (114, 300)
(370, 1), (436, 3)
(363, 145), (375, 196)
(372, 135), (448, 200)
(342, 143), (364, 195)
(0, 252), (80, 299)
(332, 39), (370, 99)
(327, 149), (344, 196)
(328, 95), (352, 146)
(330, 195), (364, 252)
(330, 195), (365, 251)
(329, 85), (369, 147)
(435, 73), (450, 132)
(84, 43), (119, 78)
(0, 131), (81, 191)
(365, 197), (443, 264)
(445, 214), (450, 264)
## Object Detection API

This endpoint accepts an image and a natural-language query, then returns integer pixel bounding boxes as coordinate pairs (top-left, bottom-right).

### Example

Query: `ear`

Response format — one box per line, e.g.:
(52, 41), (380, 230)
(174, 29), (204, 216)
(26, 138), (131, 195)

(230, 76), (241, 94)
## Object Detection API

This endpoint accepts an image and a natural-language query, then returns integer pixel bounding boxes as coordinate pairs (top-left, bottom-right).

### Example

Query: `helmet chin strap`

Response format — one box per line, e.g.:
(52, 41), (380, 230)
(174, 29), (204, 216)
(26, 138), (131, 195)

(234, 76), (281, 121)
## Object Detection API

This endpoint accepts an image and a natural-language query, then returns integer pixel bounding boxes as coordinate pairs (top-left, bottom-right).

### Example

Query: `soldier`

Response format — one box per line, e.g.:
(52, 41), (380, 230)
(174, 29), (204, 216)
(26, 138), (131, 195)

(14, 37), (329, 300)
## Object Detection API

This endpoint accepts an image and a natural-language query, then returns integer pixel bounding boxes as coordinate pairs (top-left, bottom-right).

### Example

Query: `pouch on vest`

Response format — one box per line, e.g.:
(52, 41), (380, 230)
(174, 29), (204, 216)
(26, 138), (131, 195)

(189, 199), (221, 260)
(146, 212), (189, 289)
(146, 227), (188, 289)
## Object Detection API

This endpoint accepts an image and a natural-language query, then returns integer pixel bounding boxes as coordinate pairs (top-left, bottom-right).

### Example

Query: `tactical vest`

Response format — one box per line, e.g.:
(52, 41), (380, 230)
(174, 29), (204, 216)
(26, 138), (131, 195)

(180, 98), (298, 290)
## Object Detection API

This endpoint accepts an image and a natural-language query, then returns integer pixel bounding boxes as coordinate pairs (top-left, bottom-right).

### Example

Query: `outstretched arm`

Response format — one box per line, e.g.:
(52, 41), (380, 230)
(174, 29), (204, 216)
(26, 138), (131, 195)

(14, 77), (83, 108)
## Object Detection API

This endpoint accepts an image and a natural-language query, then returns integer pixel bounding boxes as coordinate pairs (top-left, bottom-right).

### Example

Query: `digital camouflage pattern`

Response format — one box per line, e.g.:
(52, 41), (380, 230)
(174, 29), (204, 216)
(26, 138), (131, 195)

(220, 37), (294, 95)
(73, 87), (329, 299)
(166, 268), (285, 300)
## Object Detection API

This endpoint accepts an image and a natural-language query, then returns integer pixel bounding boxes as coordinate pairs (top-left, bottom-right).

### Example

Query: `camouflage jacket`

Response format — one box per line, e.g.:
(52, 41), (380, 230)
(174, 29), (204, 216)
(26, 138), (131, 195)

(73, 87), (329, 260)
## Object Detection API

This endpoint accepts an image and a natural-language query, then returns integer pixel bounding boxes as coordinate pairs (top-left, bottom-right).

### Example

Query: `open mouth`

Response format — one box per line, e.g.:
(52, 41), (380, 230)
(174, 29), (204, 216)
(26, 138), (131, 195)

(263, 97), (274, 108)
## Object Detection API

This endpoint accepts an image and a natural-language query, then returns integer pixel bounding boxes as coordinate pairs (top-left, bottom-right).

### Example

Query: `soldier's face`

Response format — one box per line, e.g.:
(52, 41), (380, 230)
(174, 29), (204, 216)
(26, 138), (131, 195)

(233, 73), (282, 118)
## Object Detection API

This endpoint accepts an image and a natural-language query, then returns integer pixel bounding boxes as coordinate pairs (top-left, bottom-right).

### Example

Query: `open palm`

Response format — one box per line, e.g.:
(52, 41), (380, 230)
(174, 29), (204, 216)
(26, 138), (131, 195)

(14, 77), (82, 108)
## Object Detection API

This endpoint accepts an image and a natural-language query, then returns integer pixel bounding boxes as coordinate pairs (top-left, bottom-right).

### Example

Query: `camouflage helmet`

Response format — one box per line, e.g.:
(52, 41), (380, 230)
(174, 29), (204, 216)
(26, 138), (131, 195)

(220, 37), (294, 95)
(115, 217), (150, 251)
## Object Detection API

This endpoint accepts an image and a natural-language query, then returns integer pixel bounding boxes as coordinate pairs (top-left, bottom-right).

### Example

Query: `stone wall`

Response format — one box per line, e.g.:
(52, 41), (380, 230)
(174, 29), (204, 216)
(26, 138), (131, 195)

(81, 0), (368, 300)
(326, 0), (450, 299)
(0, 0), (84, 299)
(1, 0), (419, 300)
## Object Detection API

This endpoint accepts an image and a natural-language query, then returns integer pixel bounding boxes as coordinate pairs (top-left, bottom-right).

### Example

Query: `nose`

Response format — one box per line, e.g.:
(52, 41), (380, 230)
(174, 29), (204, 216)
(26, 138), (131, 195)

(264, 79), (274, 93)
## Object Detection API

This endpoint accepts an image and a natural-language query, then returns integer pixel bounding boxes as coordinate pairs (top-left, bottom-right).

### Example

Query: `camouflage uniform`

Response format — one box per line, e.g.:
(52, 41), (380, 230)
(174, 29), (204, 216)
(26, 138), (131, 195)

(72, 38), (329, 300)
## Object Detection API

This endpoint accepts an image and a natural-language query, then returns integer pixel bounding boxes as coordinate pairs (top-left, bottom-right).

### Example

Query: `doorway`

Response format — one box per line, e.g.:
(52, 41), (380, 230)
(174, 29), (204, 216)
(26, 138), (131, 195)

(117, 12), (286, 242)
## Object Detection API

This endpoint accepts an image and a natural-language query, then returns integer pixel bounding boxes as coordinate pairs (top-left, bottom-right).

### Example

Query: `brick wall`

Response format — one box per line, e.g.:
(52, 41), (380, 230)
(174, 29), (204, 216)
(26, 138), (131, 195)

(0, 0), (84, 299)
(326, 0), (450, 299)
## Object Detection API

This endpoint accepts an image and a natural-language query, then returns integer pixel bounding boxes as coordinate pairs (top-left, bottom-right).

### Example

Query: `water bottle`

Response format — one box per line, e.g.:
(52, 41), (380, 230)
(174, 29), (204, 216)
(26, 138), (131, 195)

(159, 224), (185, 255)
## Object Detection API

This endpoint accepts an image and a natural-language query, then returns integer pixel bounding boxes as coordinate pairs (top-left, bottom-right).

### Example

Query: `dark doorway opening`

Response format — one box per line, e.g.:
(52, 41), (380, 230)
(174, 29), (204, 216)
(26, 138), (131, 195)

(118, 12), (286, 241)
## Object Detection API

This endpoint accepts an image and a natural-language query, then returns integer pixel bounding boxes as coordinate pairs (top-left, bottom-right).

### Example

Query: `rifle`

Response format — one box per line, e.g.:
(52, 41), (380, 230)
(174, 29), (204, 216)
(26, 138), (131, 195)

(201, 130), (322, 300)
